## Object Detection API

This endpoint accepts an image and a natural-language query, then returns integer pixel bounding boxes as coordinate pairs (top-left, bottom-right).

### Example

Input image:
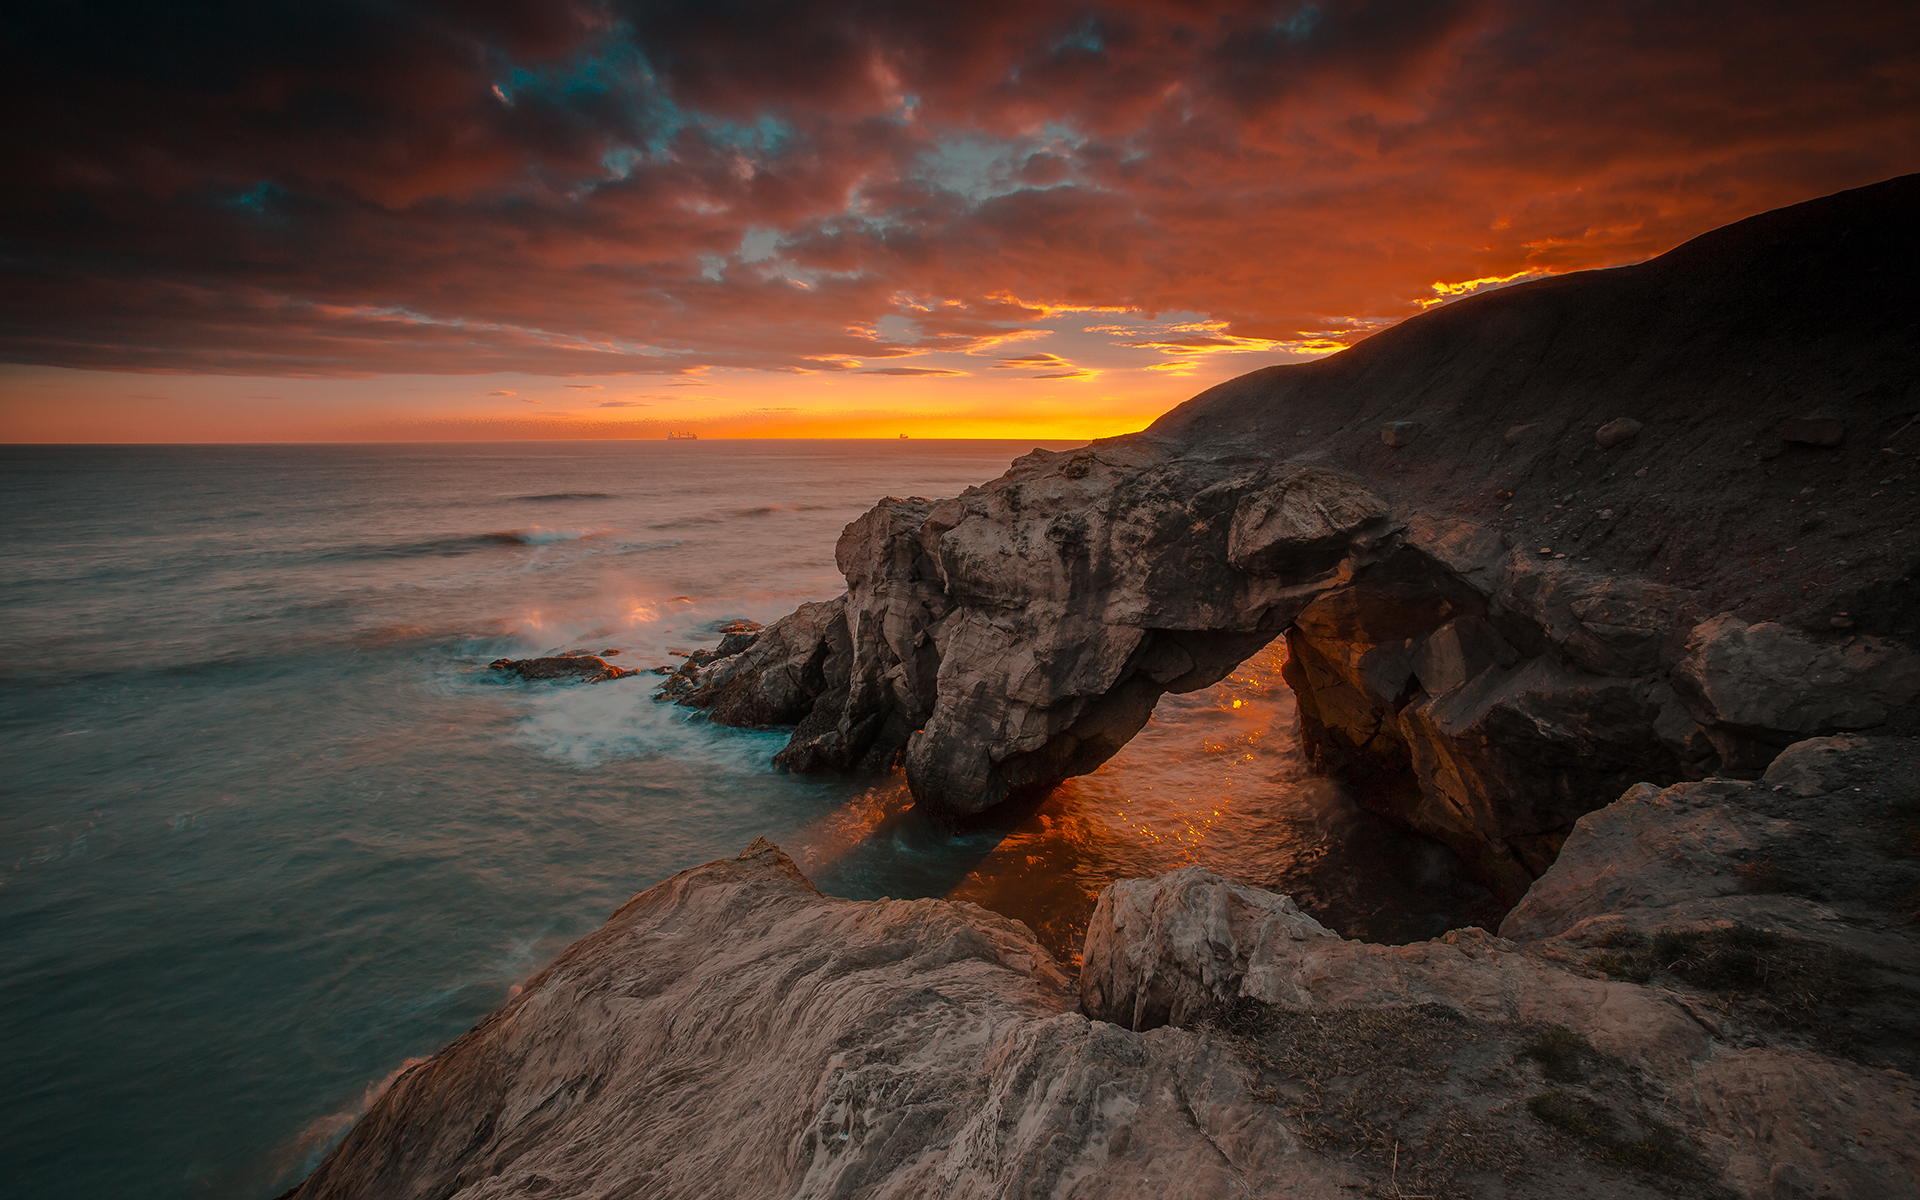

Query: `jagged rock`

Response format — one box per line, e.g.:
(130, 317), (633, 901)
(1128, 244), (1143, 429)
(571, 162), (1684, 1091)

(293, 739), (1920, 1200)
(1082, 740), (1920, 1198)
(1499, 735), (1920, 960)
(289, 840), (1368, 1200)
(1594, 417), (1643, 448)
(1671, 616), (1920, 770)
(488, 655), (632, 683)
(679, 174), (1920, 900)
(672, 598), (849, 725)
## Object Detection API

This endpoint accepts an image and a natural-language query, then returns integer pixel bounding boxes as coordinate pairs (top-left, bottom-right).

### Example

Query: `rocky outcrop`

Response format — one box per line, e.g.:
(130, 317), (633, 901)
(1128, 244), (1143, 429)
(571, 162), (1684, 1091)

(1082, 736), (1920, 1200)
(489, 654), (634, 684)
(682, 173), (1920, 901)
(293, 737), (1920, 1199)
(289, 839), (1364, 1200)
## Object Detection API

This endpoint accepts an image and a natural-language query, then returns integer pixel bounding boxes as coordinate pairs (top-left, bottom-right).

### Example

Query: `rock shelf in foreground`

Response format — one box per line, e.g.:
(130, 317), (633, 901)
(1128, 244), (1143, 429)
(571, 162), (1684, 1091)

(291, 736), (1919, 1200)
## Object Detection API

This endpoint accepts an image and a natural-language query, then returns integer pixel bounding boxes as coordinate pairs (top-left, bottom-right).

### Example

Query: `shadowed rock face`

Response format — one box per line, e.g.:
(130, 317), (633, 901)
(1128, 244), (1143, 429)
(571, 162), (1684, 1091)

(1081, 737), (1920, 1200)
(293, 740), (1920, 1199)
(684, 174), (1920, 901)
(288, 840), (1365, 1200)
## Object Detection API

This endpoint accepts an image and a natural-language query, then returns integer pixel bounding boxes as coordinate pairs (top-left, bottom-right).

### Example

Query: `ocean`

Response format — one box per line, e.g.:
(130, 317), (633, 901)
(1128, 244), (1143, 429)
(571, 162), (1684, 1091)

(0, 441), (1499, 1198)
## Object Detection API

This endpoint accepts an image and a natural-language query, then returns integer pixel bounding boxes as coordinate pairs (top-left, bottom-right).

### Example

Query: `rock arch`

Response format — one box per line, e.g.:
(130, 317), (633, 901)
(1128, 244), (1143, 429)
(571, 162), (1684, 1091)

(682, 438), (1917, 905)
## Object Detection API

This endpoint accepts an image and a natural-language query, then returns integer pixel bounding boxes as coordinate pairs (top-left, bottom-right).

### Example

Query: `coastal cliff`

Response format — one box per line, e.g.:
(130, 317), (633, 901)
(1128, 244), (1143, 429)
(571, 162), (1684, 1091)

(285, 176), (1920, 1198)
(289, 737), (1920, 1198)
(679, 173), (1920, 901)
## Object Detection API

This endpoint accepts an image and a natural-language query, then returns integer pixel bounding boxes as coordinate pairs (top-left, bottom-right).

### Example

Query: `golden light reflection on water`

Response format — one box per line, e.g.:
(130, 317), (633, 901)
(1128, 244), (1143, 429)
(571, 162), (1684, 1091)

(791, 639), (1505, 970)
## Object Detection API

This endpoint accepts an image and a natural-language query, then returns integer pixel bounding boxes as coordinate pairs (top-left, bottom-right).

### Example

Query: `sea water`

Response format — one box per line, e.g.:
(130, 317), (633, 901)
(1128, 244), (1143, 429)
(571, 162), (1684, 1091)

(0, 441), (1499, 1198)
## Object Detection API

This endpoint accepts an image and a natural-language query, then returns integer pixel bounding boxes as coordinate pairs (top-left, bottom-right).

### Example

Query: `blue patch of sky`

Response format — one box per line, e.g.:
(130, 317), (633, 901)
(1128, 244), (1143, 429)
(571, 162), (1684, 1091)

(912, 128), (1089, 205)
(1051, 17), (1106, 54)
(224, 181), (282, 213)
(489, 26), (796, 191)
(1273, 4), (1322, 40)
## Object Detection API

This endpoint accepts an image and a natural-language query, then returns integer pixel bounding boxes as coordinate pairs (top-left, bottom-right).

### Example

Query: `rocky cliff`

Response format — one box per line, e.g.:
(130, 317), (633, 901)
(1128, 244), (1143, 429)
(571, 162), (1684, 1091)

(679, 173), (1920, 901)
(289, 737), (1920, 1199)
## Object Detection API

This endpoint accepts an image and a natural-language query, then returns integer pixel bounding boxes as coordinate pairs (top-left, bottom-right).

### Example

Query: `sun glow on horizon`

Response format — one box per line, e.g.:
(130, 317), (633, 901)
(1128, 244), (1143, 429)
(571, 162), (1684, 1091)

(1, 306), (1352, 443)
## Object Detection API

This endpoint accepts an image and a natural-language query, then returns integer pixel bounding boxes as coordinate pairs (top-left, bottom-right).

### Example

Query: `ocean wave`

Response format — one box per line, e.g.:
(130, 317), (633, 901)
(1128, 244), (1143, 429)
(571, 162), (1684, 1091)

(483, 527), (604, 546)
(733, 502), (836, 517)
(508, 679), (789, 769)
(513, 492), (616, 502)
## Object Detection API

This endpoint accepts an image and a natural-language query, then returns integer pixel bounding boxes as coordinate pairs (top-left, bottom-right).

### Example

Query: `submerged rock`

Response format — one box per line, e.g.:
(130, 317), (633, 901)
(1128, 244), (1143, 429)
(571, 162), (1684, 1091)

(489, 655), (633, 683)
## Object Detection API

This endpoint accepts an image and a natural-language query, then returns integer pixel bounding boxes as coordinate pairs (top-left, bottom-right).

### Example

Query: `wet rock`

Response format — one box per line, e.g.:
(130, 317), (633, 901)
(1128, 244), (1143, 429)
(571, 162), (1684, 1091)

(1380, 420), (1425, 447)
(489, 655), (633, 683)
(673, 597), (849, 726)
(712, 619), (764, 658)
(1594, 417), (1643, 448)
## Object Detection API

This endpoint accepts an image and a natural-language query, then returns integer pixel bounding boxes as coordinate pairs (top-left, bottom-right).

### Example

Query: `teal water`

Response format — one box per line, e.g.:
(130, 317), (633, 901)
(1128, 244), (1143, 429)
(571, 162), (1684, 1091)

(0, 441), (1497, 1198)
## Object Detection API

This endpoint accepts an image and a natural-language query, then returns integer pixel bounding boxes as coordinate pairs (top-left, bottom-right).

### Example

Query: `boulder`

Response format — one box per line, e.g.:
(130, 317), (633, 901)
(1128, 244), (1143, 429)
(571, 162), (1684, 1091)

(288, 840), (1363, 1200)
(1083, 738), (1920, 1199)
(1671, 616), (1920, 770)
(1594, 417), (1643, 448)
(1379, 420), (1425, 447)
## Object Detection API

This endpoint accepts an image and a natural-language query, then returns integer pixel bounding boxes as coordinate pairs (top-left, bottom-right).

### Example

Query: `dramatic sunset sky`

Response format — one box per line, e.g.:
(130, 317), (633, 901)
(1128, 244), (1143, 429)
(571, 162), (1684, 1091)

(3, 0), (1915, 441)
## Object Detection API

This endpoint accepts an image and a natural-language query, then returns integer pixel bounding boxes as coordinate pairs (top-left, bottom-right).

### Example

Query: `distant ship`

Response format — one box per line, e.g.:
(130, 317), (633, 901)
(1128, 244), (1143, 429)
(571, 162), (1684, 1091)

(899, 433), (909, 439)
(666, 431), (698, 440)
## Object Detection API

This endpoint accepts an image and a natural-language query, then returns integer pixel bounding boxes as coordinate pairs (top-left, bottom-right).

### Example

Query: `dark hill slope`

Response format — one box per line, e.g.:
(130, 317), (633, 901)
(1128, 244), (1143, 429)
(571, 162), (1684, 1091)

(1151, 172), (1920, 633)
(673, 173), (1920, 901)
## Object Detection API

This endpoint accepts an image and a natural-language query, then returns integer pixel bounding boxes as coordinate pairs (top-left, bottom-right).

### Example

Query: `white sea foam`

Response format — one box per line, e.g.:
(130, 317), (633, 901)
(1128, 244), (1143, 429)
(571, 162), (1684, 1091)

(510, 676), (786, 770)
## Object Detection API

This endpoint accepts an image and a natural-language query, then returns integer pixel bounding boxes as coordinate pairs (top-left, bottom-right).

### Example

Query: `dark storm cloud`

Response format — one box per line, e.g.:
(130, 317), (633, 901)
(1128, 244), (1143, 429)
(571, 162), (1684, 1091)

(1, 0), (1915, 376)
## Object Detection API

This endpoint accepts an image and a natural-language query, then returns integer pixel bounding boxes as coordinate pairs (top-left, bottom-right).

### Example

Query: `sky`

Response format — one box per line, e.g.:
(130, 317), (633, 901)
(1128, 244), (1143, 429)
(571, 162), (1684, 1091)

(2, 0), (1916, 441)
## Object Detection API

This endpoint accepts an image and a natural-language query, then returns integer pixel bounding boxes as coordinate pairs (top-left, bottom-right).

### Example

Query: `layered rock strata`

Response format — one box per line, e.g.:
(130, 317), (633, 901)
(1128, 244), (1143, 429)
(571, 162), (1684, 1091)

(683, 173), (1920, 900)
(292, 737), (1920, 1199)
(290, 838), (1362, 1200)
(1081, 736), (1920, 1199)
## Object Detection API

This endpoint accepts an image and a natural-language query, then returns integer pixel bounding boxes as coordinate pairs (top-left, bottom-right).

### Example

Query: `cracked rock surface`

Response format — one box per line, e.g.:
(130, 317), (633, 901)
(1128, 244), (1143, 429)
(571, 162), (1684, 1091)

(292, 736), (1919, 1200)
(681, 174), (1920, 903)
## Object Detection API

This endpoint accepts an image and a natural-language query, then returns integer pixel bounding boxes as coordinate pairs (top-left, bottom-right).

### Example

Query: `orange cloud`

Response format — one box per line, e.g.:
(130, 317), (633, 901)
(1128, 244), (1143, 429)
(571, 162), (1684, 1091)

(3, 0), (1915, 440)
